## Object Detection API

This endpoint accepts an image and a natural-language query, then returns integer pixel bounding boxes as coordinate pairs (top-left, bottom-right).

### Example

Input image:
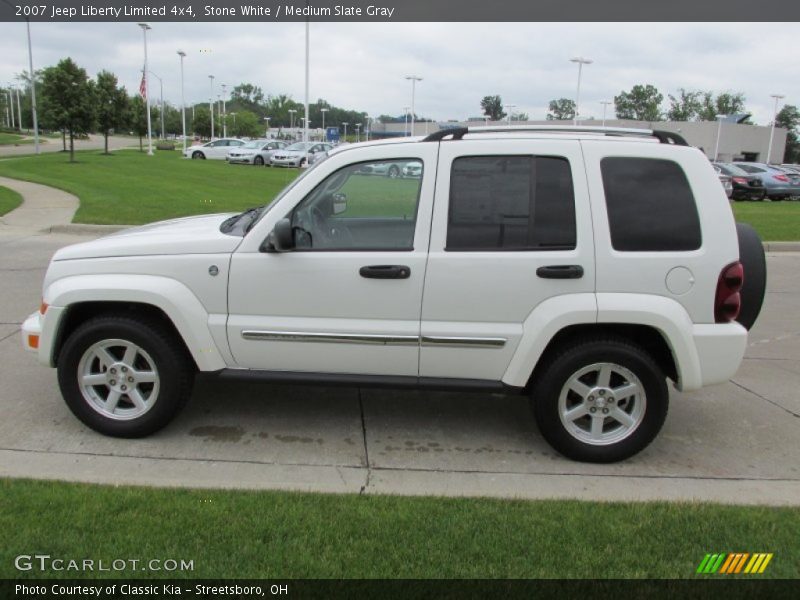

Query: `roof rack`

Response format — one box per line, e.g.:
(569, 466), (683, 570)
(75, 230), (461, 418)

(422, 125), (689, 146)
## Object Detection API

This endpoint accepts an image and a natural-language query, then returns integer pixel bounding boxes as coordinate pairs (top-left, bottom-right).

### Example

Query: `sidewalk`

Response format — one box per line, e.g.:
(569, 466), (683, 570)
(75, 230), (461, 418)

(0, 176), (78, 231)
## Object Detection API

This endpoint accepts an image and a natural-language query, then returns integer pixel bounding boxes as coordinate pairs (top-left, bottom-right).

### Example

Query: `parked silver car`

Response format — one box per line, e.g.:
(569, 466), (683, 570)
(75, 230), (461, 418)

(227, 140), (288, 166)
(270, 142), (333, 168)
(733, 162), (800, 200)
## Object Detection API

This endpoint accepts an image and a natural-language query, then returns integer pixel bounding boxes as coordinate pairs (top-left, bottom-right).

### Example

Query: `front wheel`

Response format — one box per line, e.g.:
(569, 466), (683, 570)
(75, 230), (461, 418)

(57, 315), (195, 438)
(254, 155), (264, 166)
(531, 337), (668, 463)
(192, 151), (205, 160)
(387, 165), (400, 179)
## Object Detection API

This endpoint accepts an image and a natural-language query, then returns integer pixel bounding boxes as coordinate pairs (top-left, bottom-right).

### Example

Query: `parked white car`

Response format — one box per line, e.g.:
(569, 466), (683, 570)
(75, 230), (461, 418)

(270, 142), (333, 167)
(184, 138), (246, 160)
(227, 140), (289, 166)
(22, 126), (766, 463)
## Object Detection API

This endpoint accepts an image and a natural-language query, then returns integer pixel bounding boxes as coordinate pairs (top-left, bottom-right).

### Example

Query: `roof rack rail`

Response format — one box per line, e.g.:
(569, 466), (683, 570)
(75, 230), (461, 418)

(422, 125), (688, 146)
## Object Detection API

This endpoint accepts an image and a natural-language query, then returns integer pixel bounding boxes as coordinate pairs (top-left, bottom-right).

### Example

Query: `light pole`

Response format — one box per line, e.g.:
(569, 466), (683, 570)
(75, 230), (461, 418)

(288, 109), (296, 134)
(714, 114), (727, 161)
(138, 23), (153, 155)
(221, 83), (227, 137)
(304, 20), (310, 144)
(403, 106), (410, 136)
(6, 85), (14, 129)
(320, 107), (328, 134)
(766, 94), (785, 164)
(208, 75), (214, 139)
(506, 103), (516, 125)
(229, 112), (236, 135)
(264, 116), (270, 137)
(24, 18), (40, 153)
(355, 123), (361, 143)
(177, 50), (186, 153)
(342, 122), (348, 141)
(15, 86), (22, 132)
(570, 56), (593, 125)
(149, 71), (164, 139)
(405, 75), (422, 136)
(600, 100), (613, 127)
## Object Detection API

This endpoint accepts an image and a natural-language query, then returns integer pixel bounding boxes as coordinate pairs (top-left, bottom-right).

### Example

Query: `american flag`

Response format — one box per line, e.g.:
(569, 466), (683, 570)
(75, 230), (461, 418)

(139, 71), (147, 100)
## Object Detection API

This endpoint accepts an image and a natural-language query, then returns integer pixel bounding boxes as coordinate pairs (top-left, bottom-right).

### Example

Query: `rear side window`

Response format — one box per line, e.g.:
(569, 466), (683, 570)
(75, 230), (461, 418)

(446, 156), (576, 251)
(601, 157), (701, 251)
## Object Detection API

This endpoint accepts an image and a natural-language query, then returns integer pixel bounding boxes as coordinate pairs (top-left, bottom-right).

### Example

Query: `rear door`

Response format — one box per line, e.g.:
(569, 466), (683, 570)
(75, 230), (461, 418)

(420, 138), (595, 381)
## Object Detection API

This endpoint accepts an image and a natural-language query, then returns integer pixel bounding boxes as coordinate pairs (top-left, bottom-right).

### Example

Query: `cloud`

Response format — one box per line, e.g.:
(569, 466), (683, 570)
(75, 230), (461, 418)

(0, 21), (797, 124)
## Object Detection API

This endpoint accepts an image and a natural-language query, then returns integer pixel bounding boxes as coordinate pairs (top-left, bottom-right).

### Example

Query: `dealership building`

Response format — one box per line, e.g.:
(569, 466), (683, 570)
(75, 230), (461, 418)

(371, 117), (788, 164)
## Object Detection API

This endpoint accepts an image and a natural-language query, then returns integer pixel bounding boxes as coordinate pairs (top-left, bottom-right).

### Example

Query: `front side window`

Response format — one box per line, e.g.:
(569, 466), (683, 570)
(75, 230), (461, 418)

(289, 159), (424, 250)
(601, 157), (701, 251)
(446, 155), (576, 251)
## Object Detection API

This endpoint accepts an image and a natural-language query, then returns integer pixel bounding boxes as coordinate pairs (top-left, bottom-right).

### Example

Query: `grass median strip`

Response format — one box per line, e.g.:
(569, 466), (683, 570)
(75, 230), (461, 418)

(731, 201), (800, 242)
(0, 150), (300, 225)
(0, 185), (23, 216)
(1, 478), (798, 578)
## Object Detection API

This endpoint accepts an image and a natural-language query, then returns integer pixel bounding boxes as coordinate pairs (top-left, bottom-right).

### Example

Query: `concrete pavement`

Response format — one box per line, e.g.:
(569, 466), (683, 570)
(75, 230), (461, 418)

(0, 134), (138, 158)
(0, 228), (798, 504)
(0, 176), (78, 231)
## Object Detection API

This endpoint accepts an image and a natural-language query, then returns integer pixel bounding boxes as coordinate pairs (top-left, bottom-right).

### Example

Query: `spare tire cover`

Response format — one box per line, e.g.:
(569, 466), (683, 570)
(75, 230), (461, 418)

(736, 222), (767, 330)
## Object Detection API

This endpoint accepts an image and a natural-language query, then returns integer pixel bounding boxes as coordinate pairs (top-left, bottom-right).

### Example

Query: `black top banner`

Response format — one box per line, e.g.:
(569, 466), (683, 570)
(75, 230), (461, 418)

(2, 0), (800, 22)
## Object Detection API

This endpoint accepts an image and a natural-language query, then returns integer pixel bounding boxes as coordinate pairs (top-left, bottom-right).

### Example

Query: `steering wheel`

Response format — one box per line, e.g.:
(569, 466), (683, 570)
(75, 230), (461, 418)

(310, 206), (354, 248)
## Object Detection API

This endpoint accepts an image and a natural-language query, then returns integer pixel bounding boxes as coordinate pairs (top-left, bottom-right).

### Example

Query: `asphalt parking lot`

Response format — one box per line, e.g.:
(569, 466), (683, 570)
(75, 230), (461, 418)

(1, 229), (799, 504)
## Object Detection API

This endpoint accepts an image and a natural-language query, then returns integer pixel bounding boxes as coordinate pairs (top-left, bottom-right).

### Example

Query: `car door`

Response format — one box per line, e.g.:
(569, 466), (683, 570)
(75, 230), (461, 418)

(207, 140), (228, 159)
(419, 138), (595, 382)
(226, 143), (439, 376)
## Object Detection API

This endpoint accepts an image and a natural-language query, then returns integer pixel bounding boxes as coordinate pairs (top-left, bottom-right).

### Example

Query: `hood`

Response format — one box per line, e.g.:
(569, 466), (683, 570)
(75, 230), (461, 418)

(53, 213), (242, 260)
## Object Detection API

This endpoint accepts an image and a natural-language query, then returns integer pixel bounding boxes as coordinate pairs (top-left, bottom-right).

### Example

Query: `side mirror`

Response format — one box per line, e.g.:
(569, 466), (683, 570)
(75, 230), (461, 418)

(332, 193), (347, 215)
(264, 218), (295, 252)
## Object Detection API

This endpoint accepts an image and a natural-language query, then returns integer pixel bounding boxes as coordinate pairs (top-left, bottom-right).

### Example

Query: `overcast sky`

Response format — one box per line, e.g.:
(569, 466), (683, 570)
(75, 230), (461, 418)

(0, 21), (797, 125)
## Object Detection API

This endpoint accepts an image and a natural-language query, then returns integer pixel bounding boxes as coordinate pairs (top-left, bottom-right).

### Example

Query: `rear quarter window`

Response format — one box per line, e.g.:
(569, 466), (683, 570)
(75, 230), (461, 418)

(600, 157), (702, 252)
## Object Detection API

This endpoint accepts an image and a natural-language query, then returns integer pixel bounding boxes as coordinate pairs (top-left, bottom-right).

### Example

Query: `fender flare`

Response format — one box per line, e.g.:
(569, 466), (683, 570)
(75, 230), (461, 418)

(44, 274), (227, 372)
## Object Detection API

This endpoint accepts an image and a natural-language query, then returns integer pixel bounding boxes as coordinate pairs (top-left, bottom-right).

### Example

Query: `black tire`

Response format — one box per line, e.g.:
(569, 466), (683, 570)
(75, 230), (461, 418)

(57, 315), (195, 438)
(531, 337), (668, 463)
(387, 165), (400, 179)
(736, 222), (767, 331)
(756, 190), (767, 201)
(254, 155), (264, 166)
(192, 151), (205, 160)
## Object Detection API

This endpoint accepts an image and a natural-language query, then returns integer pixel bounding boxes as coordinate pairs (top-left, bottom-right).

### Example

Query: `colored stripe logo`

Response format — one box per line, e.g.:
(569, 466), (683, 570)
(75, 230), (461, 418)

(696, 553), (773, 574)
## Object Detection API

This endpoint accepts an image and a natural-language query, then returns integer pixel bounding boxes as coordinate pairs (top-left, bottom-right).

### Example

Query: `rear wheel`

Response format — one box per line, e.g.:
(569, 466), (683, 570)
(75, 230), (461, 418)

(57, 315), (194, 438)
(192, 151), (205, 160)
(387, 165), (400, 179)
(254, 155), (264, 166)
(531, 337), (668, 463)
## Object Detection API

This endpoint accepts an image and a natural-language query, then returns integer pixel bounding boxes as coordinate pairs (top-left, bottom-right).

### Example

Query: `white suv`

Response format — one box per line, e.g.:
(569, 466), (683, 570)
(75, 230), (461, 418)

(22, 126), (767, 462)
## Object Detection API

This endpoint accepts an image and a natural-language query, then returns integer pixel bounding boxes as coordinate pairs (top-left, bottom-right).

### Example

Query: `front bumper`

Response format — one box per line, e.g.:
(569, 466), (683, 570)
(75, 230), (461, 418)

(271, 156), (303, 167)
(228, 155), (255, 164)
(21, 306), (65, 366)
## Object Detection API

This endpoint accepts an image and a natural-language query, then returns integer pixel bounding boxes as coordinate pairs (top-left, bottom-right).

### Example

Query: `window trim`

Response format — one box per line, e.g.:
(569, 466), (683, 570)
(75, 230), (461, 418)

(287, 157), (426, 253)
(444, 154), (577, 253)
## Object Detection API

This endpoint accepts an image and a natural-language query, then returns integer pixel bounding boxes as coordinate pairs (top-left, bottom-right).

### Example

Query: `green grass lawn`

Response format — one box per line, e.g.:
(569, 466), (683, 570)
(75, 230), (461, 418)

(0, 150), (300, 225)
(0, 185), (23, 216)
(1, 478), (798, 579)
(732, 201), (800, 241)
(0, 133), (33, 146)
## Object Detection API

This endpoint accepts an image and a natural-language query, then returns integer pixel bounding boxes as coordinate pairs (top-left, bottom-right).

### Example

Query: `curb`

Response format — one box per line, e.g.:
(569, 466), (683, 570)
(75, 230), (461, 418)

(39, 224), (800, 252)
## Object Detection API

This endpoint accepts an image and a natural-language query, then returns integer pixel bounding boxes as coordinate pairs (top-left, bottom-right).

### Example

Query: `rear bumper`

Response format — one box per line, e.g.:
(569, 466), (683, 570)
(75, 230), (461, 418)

(689, 322), (748, 389)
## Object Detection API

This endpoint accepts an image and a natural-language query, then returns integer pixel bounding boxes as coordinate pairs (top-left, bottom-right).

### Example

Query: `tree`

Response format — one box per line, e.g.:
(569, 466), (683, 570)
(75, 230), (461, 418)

(39, 58), (96, 162)
(480, 95), (506, 121)
(511, 111), (529, 122)
(192, 105), (212, 139)
(697, 92), (747, 122)
(127, 95), (148, 151)
(614, 84), (663, 121)
(775, 104), (800, 163)
(229, 110), (259, 138)
(95, 70), (129, 154)
(547, 98), (575, 121)
(666, 88), (702, 122)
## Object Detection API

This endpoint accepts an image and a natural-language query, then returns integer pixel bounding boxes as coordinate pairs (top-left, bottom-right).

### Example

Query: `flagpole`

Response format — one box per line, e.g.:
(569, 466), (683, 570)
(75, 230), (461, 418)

(138, 23), (153, 156)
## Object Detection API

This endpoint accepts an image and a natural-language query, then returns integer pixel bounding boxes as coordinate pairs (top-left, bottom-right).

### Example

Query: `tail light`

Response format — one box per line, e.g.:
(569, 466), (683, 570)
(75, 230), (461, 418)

(732, 177), (748, 184)
(715, 261), (744, 323)
(773, 174), (789, 182)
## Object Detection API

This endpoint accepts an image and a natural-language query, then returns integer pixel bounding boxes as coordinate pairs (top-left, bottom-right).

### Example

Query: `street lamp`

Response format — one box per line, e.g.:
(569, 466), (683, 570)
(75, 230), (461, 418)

(208, 75), (214, 139)
(288, 109), (297, 134)
(714, 114), (727, 161)
(263, 116), (270, 137)
(138, 23), (153, 155)
(570, 56), (593, 125)
(405, 75), (422, 136)
(304, 20), (310, 144)
(766, 94), (785, 164)
(403, 106), (410, 136)
(320, 107), (328, 135)
(23, 17), (40, 153)
(148, 70), (164, 139)
(355, 123), (361, 143)
(5, 85), (15, 129)
(600, 100), (613, 127)
(221, 83), (227, 137)
(506, 103), (516, 125)
(342, 122), (348, 141)
(177, 50), (187, 153)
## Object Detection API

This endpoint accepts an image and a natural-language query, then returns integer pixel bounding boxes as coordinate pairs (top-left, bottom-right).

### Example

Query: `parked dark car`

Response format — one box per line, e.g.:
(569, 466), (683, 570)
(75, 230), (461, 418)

(714, 163), (767, 201)
(732, 162), (800, 200)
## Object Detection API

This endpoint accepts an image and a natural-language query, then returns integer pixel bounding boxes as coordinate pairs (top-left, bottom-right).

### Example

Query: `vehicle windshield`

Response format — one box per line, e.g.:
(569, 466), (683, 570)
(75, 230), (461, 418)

(719, 163), (749, 176)
(286, 142), (314, 151)
(240, 140), (264, 149)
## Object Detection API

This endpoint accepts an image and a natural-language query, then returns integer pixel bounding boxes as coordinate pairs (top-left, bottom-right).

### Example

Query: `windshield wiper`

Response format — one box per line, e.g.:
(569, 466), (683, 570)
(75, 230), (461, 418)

(220, 206), (263, 234)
